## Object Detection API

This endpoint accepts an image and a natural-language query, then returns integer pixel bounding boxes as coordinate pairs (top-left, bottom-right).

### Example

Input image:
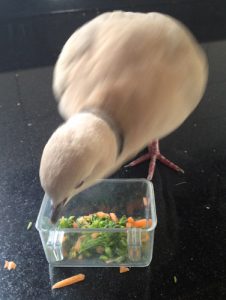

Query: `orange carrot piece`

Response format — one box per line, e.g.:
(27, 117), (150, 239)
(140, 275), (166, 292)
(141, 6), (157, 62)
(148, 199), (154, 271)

(109, 213), (118, 222)
(127, 217), (134, 223)
(4, 260), (16, 270)
(143, 197), (148, 207)
(96, 212), (109, 218)
(133, 219), (152, 228)
(120, 267), (130, 273)
(52, 274), (85, 289)
(73, 222), (78, 228)
(126, 222), (132, 228)
(74, 237), (82, 252)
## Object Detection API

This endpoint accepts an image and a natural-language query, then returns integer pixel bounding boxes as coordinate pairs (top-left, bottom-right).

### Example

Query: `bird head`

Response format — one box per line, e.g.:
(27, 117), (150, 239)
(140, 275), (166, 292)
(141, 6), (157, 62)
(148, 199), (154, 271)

(39, 112), (118, 223)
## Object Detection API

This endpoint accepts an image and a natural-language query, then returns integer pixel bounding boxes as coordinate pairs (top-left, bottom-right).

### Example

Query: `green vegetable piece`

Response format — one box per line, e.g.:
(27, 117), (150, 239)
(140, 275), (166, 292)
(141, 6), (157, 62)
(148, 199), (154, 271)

(119, 215), (127, 226)
(27, 221), (32, 230)
(58, 216), (75, 228)
(99, 220), (106, 227)
(99, 255), (108, 261)
(105, 247), (112, 257)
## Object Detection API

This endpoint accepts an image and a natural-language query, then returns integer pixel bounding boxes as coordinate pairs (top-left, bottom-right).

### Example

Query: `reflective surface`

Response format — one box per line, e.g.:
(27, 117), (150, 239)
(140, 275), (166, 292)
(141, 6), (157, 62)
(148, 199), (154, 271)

(0, 2), (226, 299)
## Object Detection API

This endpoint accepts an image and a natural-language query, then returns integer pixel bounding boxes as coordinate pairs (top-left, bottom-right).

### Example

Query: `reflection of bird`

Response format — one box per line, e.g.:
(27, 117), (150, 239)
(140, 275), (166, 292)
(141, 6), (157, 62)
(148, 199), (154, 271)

(39, 11), (208, 223)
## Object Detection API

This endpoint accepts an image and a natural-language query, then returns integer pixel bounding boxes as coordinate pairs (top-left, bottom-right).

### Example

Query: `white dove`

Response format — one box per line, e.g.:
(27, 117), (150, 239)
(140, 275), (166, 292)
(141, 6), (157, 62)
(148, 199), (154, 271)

(39, 11), (208, 222)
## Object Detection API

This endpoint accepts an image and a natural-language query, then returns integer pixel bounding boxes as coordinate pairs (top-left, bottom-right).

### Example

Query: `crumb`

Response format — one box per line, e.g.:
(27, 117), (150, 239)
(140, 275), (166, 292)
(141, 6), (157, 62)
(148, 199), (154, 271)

(120, 266), (130, 273)
(175, 181), (187, 186)
(4, 260), (16, 270)
(27, 221), (33, 230)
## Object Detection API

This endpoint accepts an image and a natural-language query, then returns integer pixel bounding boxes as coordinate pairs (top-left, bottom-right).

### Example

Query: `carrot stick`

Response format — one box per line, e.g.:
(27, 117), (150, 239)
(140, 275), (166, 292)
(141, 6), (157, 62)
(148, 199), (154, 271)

(119, 267), (130, 273)
(133, 219), (152, 228)
(52, 274), (85, 289)
(109, 213), (118, 222)
(127, 217), (134, 223)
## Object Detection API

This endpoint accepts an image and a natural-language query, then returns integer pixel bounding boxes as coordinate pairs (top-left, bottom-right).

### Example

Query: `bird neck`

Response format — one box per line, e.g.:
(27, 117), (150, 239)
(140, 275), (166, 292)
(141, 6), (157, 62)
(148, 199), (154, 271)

(67, 113), (119, 168)
(79, 107), (124, 157)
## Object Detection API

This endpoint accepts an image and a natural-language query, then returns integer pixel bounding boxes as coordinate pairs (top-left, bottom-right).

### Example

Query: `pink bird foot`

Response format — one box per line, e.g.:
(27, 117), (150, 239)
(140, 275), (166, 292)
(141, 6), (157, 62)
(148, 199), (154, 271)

(125, 140), (184, 180)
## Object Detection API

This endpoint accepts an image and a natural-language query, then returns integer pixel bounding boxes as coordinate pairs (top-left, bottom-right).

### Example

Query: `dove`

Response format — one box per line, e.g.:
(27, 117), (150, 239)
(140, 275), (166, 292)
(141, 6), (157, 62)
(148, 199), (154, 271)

(39, 11), (208, 223)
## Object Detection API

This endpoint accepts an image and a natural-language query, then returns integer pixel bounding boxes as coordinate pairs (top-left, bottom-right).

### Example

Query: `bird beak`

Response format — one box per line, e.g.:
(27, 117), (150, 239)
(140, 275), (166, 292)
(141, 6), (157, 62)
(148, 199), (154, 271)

(50, 198), (67, 224)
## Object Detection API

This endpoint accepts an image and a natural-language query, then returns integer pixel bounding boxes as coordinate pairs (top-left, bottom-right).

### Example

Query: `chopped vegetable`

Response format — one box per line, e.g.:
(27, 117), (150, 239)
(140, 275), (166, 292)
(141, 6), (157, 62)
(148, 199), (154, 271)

(119, 266), (130, 273)
(126, 217), (152, 228)
(58, 213), (152, 264)
(4, 260), (16, 270)
(52, 274), (85, 289)
(74, 237), (82, 252)
(27, 221), (33, 230)
(96, 212), (109, 218)
(132, 218), (152, 228)
(173, 275), (177, 284)
(109, 213), (118, 223)
(59, 216), (75, 228)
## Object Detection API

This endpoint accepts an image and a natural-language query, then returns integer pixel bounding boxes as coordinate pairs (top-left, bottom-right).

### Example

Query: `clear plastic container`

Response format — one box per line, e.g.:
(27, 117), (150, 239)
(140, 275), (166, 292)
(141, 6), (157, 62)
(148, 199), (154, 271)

(36, 179), (157, 267)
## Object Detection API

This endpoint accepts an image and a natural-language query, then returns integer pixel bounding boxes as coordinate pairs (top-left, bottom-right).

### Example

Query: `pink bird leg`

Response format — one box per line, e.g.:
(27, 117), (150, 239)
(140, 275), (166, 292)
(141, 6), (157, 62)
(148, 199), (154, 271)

(125, 140), (184, 180)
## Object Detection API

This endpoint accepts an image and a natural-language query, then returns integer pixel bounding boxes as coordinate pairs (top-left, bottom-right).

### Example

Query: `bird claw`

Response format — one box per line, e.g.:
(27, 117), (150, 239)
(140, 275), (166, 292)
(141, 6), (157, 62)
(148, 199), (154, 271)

(125, 140), (184, 179)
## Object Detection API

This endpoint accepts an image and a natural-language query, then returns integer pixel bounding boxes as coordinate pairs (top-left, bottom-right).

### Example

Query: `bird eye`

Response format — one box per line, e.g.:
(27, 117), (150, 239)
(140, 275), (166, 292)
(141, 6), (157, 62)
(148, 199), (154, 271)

(75, 180), (84, 189)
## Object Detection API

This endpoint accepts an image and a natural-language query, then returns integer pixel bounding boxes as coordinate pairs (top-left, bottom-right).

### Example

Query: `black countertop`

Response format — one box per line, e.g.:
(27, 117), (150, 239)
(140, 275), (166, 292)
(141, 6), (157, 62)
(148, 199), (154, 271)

(0, 1), (226, 299)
